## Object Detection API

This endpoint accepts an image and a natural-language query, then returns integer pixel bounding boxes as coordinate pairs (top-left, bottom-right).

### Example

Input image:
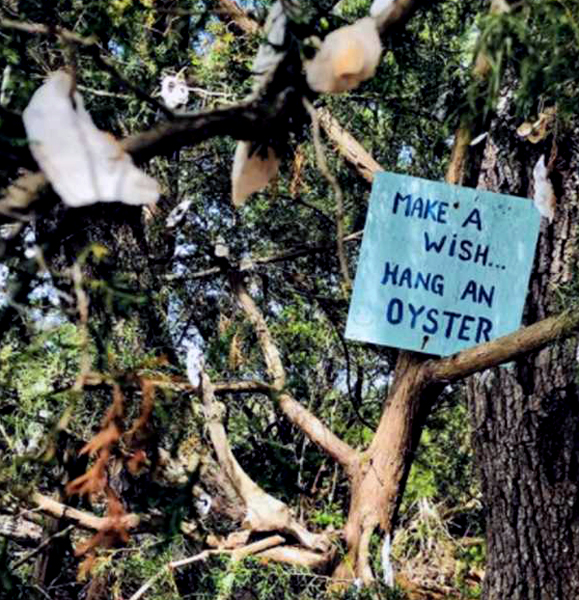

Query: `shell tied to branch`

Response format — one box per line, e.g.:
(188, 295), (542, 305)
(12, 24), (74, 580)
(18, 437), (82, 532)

(305, 17), (382, 93)
(23, 71), (159, 208)
(160, 74), (189, 109)
(532, 155), (556, 222)
(231, 142), (280, 207)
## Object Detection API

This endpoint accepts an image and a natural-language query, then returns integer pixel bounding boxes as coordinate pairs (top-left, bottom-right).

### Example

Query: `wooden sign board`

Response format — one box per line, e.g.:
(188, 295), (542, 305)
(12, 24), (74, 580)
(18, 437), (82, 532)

(346, 172), (541, 356)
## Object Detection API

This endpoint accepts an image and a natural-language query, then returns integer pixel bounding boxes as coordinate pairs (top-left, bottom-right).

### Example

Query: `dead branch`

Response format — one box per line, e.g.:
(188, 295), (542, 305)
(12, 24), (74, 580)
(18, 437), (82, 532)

(215, 0), (260, 35)
(444, 0), (508, 184)
(201, 371), (328, 551)
(10, 524), (74, 569)
(303, 98), (351, 291)
(426, 310), (579, 383)
(317, 108), (384, 182)
(372, 0), (420, 33)
(166, 230), (364, 282)
(30, 492), (140, 532)
(0, 515), (43, 546)
(256, 546), (330, 568)
(233, 277), (359, 471)
(128, 535), (285, 600)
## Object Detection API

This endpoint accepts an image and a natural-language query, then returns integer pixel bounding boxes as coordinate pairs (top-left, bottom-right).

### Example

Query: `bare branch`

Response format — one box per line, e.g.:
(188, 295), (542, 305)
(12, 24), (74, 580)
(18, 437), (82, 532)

(233, 277), (359, 471)
(30, 492), (140, 532)
(215, 0), (260, 35)
(128, 535), (285, 600)
(256, 546), (330, 568)
(201, 371), (328, 550)
(372, 0), (419, 34)
(426, 310), (579, 383)
(167, 231), (363, 282)
(121, 100), (279, 162)
(10, 525), (74, 569)
(304, 98), (351, 291)
(317, 108), (384, 182)
(0, 515), (43, 546)
(0, 18), (97, 45)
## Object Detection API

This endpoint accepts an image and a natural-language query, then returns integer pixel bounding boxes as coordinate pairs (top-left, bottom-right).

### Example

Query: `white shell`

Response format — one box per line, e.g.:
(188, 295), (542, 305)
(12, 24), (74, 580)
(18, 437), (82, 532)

(23, 71), (159, 207)
(186, 344), (204, 388)
(532, 155), (556, 222)
(381, 533), (394, 587)
(305, 17), (382, 93)
(231, 141), (280, 207)
(166, 199), (192, 228)
(160, 75), (189, 109)
(370, 0), (396, 19)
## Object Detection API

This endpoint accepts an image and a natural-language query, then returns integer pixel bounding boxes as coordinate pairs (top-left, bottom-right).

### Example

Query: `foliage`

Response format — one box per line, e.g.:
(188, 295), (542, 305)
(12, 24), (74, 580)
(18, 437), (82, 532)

(471, 0), (579, 118)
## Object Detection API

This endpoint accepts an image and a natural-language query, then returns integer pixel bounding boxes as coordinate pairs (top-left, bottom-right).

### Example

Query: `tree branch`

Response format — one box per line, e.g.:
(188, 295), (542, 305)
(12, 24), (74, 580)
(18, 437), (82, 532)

(215, 0), (260, 34)
(232, 276), (359, 471)
(29, 492), (140, 531)
(0, 515), (43, 546)
(317, 108), (384, 183)
(304, 98), (351, 291)
(426, 310), (579, 383)
(0, 18), (97, 45)
(214, 0), (385, 184)
(201, 371), (328, 551)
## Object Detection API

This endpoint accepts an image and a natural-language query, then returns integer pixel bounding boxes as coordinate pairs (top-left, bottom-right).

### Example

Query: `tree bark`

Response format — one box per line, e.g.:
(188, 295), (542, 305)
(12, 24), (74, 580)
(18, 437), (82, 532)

(467, 120), (579, 600)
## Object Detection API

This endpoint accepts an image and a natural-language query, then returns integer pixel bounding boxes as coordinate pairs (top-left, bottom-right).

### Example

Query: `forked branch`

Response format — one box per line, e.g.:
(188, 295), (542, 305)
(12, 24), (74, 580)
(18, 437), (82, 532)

(201, 371), (329, 551)
(232, 276), (359, 472)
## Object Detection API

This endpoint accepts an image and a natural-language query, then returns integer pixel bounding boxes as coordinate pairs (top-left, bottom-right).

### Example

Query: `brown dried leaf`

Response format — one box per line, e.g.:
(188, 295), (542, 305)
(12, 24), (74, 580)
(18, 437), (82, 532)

(80, 423), (120, 456)
(218, 313), (232, 335)
(228, 333), (244, 371)
(127, 449), (148, 475)
(104, 383), (124, 424)
(289, 147), (305, 198)
(127, 378), (155, 436)
(66, 450), (109, 497)
(77, 553), (98, 580)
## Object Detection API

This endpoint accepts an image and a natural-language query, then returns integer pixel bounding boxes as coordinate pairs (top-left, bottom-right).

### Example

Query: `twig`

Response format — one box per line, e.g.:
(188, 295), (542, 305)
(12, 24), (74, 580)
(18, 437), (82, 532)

(0, 422), (13, 450)
(303, 98), (351, 292)
(0, 18), (173, 118)
(128, 535), (285, 600)
(0, 18), (97, 46)
(90, 50), (175, 120)
(76, 85), (132, 100)
(30, 492), (140, 532)
(187, 86), (236, 99)
(233, 277), (359, 472)
(10, 524), (74, 569)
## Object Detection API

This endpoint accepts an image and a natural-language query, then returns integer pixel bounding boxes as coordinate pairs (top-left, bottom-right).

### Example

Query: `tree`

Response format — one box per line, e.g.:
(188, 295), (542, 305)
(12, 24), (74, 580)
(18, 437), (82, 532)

(0, 1), (578, 599)
(462, 5), (579, 598)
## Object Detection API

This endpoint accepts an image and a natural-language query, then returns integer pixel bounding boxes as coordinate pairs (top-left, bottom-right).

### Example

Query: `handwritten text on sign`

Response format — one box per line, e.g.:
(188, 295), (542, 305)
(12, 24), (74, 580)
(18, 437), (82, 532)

(345, 172), (541, 356)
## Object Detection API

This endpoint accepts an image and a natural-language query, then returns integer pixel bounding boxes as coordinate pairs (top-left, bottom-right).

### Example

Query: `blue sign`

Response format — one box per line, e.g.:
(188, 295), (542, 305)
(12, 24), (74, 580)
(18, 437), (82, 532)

(346, 172), (541, 356)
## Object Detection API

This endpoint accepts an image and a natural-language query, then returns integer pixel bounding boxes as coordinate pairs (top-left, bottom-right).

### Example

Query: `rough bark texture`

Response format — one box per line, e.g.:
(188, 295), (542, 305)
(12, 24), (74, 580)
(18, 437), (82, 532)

(467, 118), (579, 600)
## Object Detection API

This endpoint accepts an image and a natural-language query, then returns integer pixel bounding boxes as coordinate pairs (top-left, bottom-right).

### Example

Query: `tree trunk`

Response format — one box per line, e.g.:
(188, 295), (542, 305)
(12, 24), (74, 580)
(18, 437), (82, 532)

(467, 119), (579, 600)
(334, 353), (441, 582)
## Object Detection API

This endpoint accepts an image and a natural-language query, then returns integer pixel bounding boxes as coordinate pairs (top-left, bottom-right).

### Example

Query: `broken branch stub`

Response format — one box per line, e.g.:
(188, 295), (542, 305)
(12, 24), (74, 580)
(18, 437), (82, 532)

(23, 71), (159, 208)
